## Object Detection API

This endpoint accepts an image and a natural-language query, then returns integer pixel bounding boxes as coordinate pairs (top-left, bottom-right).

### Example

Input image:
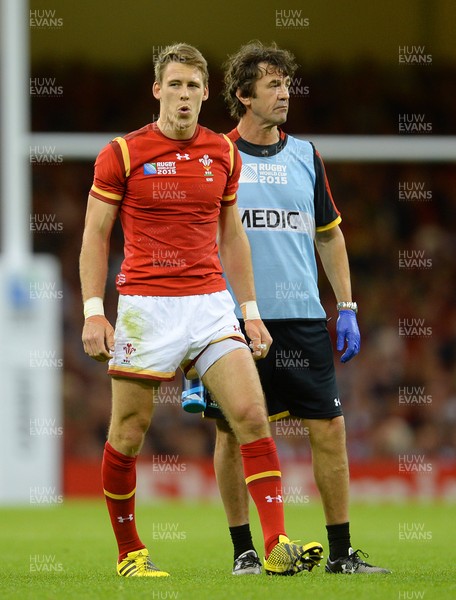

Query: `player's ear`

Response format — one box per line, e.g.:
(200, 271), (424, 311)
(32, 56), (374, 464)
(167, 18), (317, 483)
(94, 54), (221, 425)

(152, 81), (161, 100)
(202, 85), (209, 102)
(235, 88), (251, 108)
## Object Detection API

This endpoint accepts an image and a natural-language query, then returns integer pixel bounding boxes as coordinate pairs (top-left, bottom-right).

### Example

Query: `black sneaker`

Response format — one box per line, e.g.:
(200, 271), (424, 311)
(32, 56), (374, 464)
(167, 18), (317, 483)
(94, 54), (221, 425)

(325, 547), (391, 574)
(232, 550), (262, 575)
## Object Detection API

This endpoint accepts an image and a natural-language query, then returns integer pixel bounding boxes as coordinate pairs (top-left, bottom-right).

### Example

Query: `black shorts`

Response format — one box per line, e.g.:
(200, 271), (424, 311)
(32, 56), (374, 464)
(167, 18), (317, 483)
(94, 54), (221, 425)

(203, 319), (342, 421)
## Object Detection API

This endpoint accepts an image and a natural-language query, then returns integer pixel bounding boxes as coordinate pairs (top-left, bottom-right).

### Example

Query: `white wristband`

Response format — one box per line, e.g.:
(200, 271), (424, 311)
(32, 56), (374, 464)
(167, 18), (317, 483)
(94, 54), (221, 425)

(84, 297), (105, 319)
(240, 300), (261, 321)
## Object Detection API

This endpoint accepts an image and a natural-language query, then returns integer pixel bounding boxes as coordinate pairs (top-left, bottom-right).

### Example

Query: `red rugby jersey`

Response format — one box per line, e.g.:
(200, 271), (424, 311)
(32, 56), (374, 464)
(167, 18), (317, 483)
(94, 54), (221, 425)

(90, 123), (241, 296)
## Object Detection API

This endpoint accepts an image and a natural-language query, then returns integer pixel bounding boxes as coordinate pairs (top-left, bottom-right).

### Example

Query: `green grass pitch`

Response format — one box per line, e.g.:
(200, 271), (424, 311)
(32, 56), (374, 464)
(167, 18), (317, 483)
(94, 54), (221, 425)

(1, 500), (454, 600)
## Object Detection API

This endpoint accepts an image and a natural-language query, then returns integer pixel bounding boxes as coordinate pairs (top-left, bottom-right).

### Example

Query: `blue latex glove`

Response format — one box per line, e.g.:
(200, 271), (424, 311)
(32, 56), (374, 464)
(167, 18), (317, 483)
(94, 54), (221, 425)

(336, 309), (360, 363)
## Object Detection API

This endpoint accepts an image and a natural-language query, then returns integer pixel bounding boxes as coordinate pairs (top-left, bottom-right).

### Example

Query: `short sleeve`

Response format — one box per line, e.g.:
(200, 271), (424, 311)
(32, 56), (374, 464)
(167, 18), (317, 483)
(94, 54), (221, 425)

(221, 135), (241, 206)
(312, 145), (341, 232)
(90, 139), (127, 205)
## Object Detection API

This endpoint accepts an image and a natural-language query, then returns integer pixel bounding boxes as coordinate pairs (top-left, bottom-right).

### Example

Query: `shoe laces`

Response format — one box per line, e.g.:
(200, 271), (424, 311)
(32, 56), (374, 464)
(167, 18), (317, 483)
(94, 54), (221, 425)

(134, 552), (148, 573)
(133, 551), (156, 573)
(237, 551), (261, 569)
(348, 548), (370, 565)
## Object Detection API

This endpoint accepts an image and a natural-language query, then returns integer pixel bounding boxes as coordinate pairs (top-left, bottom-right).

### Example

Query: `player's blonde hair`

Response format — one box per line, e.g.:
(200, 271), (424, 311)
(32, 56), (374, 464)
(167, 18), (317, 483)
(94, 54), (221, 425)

(154, 43), (209, 86)
(223, 41), (298, 119)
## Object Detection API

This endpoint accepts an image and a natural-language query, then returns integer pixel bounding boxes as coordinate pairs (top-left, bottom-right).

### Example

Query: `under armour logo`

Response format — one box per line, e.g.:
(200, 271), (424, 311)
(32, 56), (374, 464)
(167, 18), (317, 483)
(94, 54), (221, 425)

(265, 494), (283, 503)
(176, 153), (190, 160)
(117, 514), (134, 523)
(341, 564), (356, 574)
(334, 397), (341, 406)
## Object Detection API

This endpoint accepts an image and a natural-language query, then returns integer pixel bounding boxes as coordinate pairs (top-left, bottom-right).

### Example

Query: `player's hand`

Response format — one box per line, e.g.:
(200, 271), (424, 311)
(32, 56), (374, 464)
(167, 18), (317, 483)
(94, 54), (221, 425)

(82, 315), (115, 362)
(244, 319), (273, 360)
(336, 310), (360, 363)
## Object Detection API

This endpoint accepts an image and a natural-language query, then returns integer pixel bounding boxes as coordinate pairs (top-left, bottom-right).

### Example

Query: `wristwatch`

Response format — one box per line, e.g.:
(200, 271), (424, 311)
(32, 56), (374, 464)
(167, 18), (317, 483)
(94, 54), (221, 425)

(337, 301), (358, 313)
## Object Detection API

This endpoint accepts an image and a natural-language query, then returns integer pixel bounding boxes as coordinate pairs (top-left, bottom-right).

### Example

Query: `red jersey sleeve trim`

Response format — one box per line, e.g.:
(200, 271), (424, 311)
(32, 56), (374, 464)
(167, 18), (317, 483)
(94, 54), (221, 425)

(221, 193), (237, 206)
(112, 137), (131, 178)
(90, 184), (123, 202)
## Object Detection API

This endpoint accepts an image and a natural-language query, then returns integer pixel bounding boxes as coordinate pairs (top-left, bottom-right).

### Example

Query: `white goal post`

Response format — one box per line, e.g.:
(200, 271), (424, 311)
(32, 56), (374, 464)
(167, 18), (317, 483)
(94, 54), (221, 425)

(28, 132), (456, 162)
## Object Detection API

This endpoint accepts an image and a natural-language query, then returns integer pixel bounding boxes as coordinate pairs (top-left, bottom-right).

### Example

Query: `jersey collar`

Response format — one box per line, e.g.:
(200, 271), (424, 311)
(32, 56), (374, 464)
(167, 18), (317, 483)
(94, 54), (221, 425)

(234, 128), (288, 157)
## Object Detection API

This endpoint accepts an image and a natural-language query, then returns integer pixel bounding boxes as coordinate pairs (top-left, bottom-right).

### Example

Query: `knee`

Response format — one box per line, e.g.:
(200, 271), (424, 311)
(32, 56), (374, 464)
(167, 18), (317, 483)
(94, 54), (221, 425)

(229, 402), (270, 440)
(309, 416), (346, 452)
(109, 412), (151, 455)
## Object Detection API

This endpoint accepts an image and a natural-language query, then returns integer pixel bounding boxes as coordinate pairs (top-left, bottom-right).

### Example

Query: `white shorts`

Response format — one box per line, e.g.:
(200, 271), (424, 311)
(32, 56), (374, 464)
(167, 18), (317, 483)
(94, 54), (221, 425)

(108, 290), (248, 381)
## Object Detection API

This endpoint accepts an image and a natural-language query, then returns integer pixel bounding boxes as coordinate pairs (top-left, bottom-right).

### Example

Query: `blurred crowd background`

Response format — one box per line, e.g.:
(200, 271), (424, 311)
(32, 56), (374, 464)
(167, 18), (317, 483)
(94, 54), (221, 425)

(30, 56), (456, 464)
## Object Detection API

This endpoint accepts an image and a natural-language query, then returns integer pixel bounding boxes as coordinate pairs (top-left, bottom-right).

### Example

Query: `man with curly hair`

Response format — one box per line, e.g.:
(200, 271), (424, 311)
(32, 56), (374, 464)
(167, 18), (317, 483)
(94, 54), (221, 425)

(202, 41), (390, 576)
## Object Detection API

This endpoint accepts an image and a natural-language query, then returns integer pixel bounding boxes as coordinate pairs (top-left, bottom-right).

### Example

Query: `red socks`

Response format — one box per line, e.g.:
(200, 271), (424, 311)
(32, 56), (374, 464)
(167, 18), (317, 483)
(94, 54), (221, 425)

(240, 437), (286, 556)
(102, 441), (145, 560)
(102, 437), (285, 560)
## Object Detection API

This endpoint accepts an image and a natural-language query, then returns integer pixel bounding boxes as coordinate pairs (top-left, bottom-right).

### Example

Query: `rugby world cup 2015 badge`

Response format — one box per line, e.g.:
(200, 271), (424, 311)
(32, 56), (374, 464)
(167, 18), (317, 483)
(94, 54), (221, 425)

(199, 154), (213, 181)
(143, 162), (157, 175)
(143, 161), (177, 175)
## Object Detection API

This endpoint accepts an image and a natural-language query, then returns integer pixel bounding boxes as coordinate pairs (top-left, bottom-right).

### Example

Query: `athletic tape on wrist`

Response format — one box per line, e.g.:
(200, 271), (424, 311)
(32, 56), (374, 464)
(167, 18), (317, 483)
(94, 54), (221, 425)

(240, 300), (261, 321)
(84, 297), (105, 319)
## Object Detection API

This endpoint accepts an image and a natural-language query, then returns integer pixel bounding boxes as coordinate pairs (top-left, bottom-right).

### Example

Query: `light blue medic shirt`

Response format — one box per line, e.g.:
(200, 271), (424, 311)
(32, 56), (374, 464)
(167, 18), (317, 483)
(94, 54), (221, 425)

(226, 128), (341, 320)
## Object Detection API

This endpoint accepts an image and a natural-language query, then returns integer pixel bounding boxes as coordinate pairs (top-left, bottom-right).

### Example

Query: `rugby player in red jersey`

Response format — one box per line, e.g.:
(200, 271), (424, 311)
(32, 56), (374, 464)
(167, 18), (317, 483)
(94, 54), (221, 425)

(80, 43), (323, 578)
